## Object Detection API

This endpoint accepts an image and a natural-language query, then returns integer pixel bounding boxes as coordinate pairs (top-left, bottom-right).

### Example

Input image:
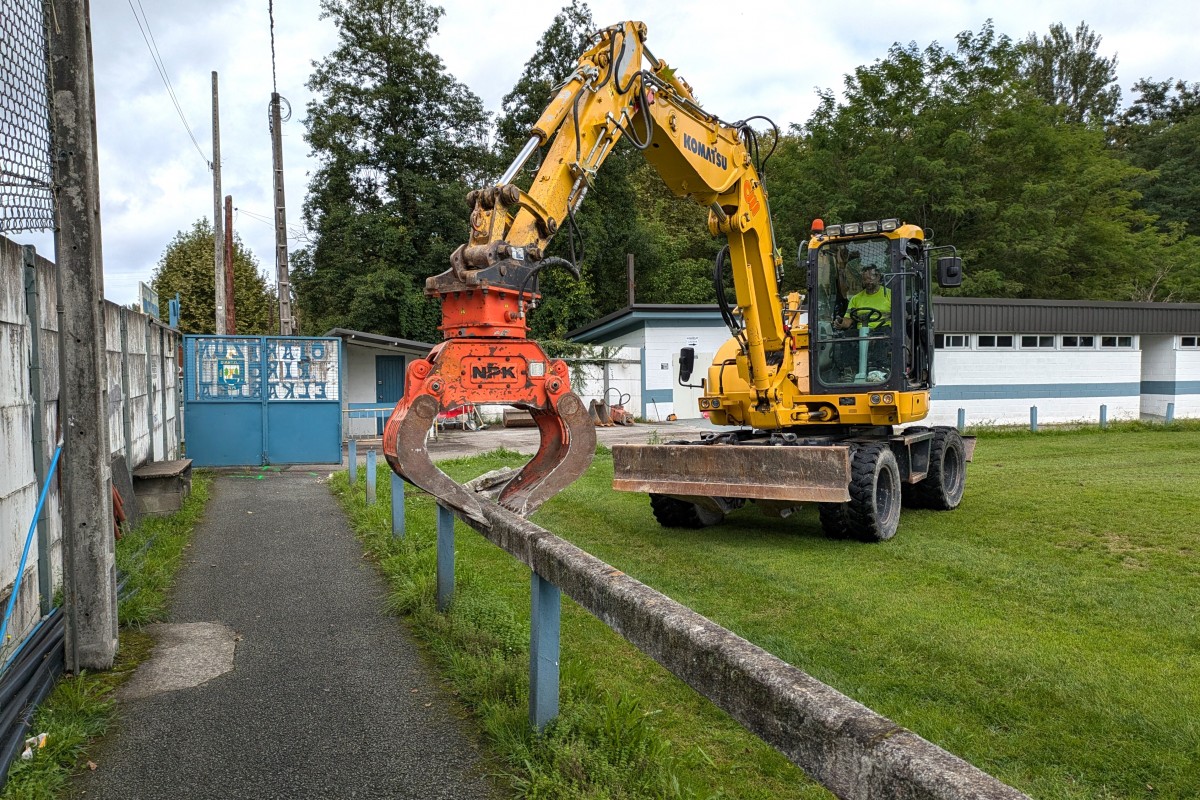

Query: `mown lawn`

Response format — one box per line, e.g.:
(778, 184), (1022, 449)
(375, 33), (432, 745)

(338, 425), (1200, 800)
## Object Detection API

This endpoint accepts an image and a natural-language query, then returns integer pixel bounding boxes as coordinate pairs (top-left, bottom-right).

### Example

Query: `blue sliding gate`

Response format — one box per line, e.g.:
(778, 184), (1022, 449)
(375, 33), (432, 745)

(184, 335), (343, 466)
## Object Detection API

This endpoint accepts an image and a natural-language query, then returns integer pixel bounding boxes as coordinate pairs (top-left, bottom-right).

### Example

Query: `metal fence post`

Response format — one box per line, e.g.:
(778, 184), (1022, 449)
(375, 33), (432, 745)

(118, 310), (133, 483)
(391, 473), (405, 539)
(1030, 406), (1038, 432)
(436, 504), (455, 612)
(956, 408), (965, 432)
(145, 319), (155, 462)
(530, 570), (561, 732)
(173, 331), (182, 458)
(366, 449), (376, 504)
(1166, 402), (1175, 423)
(348, 439), (357, 483)
(1100, 404), (1107, 429)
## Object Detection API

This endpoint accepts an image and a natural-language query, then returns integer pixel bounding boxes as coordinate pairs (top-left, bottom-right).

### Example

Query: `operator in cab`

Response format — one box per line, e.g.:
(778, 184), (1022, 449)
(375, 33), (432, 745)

(834, 265), (890, 331)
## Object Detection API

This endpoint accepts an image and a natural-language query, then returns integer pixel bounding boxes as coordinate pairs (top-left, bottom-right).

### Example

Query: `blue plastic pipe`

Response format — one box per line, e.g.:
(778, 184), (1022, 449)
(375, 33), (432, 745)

(1, 444), (63, 651)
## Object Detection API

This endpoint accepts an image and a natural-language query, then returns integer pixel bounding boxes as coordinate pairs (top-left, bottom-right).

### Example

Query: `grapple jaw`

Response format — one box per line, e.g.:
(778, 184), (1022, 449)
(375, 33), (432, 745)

(383, 339), (596, 526)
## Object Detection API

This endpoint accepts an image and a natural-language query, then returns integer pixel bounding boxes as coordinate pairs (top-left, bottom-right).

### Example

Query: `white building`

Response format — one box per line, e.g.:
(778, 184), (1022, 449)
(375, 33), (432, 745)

(568, 299), (1200, 426)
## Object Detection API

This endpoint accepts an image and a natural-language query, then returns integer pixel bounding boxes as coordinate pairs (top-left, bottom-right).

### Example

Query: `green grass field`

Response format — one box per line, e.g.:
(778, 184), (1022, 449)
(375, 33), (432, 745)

(337, 426), (1200, 799)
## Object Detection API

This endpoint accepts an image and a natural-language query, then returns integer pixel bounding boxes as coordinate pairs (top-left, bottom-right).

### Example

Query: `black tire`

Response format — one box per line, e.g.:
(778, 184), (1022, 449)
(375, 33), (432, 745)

(845, 443), (902, 542)
(649, 494), (725, 528)
(817, 502), (851, 539)
(910, 426), (966, 510)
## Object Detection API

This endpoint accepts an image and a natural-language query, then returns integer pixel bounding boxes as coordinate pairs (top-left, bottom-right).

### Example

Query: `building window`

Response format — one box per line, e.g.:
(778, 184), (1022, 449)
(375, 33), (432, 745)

(1061, 335), (1095, 348)
(934, 334), (969, 349)
(977, 335), (1014, 349)
(1020, 335), (1055, 349)
(1181, 336), (1199, 349)
(1100, 335), (1134, 349)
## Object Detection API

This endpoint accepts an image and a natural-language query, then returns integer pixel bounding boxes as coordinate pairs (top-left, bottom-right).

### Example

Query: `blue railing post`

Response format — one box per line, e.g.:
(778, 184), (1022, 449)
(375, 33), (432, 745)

(1100, 404), (1108, 429)
(366, 449), (376, 504)
(530, 571), (561, 732)
(391, 473), (405, 539)
(1030, 406), (1038, 432)
(437, 504), (455, 612)
(1166, 402), (1175, 423)
(956, 408), (966, 433)
(348, 439), (358, 483)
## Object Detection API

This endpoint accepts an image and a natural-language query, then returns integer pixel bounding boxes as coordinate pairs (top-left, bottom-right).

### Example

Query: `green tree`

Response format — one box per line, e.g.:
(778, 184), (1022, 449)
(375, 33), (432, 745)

(294, 0), (494, 341)
(150, 219), (274, 334)
(774, 22), (1168, 300)
(1021, 22), (1121, 126)
(1114, 79), (1200, 239)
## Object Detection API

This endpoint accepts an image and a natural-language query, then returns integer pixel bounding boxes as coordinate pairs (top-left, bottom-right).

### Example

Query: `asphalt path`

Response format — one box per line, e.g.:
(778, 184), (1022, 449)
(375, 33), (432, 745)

(73, 470), (496, 800)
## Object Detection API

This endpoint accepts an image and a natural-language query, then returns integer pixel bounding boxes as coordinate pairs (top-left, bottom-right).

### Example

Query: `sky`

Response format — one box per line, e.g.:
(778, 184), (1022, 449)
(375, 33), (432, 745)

(11, 0), (1200, 309)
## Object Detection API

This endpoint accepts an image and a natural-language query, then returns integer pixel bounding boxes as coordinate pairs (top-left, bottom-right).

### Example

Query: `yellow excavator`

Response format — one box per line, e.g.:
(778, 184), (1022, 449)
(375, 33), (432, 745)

(383, 21), (970, 541)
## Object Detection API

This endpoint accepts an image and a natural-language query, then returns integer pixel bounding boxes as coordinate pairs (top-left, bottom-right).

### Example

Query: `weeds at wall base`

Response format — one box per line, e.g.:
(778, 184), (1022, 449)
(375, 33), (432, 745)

(1, 475), (212, 799)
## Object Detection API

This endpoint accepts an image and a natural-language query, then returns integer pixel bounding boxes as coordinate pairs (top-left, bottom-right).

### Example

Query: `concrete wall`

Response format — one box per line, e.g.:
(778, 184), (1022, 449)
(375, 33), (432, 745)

(928, 342), (1143, 426)
(567, 346), (643, 420)
(1, 237), (181, 660)
(1140, 335), (1178, 420)
(644, 322), (733, 420)
(1175, 345), (1200, 417)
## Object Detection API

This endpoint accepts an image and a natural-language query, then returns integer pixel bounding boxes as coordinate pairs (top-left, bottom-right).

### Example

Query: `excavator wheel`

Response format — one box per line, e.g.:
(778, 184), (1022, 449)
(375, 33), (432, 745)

(845, 443), (901, 542)
(648, 494), (724, 529)
(907, 427), (966, 510)
(817, 502), (851, 539)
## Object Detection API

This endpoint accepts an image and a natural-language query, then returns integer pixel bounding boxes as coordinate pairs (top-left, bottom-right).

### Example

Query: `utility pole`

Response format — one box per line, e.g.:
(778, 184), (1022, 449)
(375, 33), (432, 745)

(626, 253), (636, 307)
(224, 195), (236, 333)
(48, 0), (118, 671)
(212, 71), (226, 335)
(270, 92), (294, 335)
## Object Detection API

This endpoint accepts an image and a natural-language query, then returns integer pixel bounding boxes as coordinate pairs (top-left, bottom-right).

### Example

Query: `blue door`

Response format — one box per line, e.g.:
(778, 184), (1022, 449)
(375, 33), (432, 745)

(183, 335), (343, 466)
(375, 355), (406, 434)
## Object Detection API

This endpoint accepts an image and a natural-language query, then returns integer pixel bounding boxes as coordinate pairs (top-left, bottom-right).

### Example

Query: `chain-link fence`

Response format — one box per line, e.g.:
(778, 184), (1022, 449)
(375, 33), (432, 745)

(0, 0), (53, 233)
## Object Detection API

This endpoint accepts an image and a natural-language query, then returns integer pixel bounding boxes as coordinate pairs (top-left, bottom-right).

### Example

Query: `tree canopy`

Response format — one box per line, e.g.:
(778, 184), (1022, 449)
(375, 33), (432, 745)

(151, 219), (274, 334)
(288, 8), (1200, 344)
(292, 0), (494, 341)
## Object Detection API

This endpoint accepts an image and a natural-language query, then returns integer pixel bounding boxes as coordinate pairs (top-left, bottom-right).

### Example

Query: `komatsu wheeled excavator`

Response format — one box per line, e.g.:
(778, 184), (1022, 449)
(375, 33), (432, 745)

(383, 21), (970, 541)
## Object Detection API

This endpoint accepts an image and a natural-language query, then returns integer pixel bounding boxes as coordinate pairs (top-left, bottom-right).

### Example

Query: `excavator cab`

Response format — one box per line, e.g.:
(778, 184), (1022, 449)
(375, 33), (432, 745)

(808, 220), (958, 399)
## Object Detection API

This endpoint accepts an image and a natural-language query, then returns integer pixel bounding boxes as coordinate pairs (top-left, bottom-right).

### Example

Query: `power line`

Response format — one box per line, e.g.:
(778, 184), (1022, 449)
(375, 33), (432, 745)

(234, 206), (307, 240)
(126, 0), (210, 168)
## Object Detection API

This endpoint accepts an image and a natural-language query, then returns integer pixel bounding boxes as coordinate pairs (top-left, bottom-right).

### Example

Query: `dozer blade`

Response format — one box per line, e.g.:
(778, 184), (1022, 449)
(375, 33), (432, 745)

(611, 444), (851, 504)
(384, 393), (488, 526)
(498, 393), (596, 516)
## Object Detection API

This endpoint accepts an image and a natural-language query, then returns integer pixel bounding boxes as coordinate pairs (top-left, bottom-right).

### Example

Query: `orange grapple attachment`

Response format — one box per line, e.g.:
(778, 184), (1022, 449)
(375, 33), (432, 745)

(382, 338), (595, 525)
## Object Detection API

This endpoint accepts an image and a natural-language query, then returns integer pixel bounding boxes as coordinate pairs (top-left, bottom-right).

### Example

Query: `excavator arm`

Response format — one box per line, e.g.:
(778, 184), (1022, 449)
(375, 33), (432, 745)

(384, 21), (788, 523)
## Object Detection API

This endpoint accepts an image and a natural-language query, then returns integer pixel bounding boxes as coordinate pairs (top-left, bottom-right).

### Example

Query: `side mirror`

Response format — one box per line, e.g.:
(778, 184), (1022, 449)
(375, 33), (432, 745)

(937, 256), (963, 288)
(679, 347), (695, 384)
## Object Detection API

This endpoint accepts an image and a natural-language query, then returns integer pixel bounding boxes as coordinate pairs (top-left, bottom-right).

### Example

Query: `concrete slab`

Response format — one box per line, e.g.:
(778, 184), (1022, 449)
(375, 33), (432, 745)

(119, 622), (236, 701)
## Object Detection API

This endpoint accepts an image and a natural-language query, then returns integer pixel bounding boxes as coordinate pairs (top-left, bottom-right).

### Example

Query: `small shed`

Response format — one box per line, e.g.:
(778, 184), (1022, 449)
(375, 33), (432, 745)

(324, 328), (432, 437)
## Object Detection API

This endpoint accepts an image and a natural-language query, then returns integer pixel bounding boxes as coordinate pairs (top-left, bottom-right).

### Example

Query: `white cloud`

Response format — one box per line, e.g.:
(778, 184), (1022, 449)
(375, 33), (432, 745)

(8, 0), (1199, 307)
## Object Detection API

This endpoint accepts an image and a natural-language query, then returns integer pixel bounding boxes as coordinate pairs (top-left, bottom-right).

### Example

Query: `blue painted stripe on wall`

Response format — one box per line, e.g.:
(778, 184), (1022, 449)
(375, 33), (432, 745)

(645, 389), (673, 403)
(931, 382), (1141, 401)
(1142, 380), (1200, 395)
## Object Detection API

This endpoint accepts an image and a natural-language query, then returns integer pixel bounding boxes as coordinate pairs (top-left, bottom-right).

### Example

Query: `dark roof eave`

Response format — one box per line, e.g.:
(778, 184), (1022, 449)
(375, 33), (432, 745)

(323, 327), (433, 352)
